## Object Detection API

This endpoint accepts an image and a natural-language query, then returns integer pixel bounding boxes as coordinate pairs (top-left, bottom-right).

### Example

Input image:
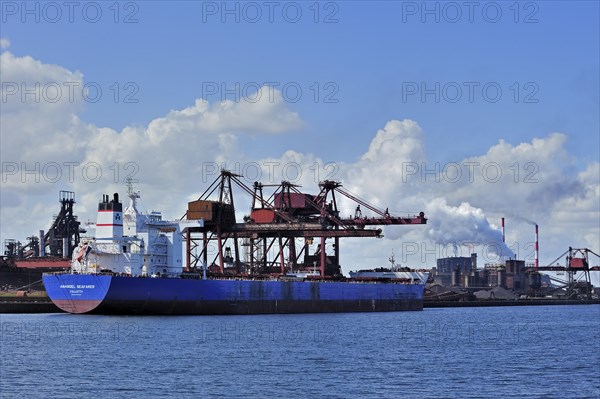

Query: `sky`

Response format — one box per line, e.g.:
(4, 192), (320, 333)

(1, 1), (599, 283)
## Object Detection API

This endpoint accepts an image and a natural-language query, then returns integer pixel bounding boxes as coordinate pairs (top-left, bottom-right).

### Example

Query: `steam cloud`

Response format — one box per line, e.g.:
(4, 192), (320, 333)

(423, 198), (516, 259)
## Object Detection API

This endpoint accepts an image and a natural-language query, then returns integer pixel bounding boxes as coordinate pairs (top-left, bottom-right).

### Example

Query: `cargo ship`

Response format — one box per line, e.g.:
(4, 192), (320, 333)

(43, 175), (428, 315)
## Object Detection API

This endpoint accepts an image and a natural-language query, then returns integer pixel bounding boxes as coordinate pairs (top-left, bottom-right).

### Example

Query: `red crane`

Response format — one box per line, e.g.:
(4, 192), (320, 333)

(184, 170), (427, 277)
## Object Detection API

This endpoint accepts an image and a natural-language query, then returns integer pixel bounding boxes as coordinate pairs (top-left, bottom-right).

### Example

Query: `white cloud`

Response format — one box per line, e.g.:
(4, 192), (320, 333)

(345, 119), (426, 208)
(0, 51), (305, 241)
(147, 89), (302, 138)
(0, 38), (10, 50)
(1, 50), (598, 282)
(0, 50), (87, 169)
(338, 127), (599, 270)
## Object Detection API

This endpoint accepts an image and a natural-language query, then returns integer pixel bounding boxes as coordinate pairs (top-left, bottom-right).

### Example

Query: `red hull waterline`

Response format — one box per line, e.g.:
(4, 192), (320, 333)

(53, 299), (103, 314)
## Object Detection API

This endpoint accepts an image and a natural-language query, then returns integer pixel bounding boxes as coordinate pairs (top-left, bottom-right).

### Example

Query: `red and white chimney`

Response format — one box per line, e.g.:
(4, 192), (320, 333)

(96, 193), (123, 240)
(534, 224), (539, 270)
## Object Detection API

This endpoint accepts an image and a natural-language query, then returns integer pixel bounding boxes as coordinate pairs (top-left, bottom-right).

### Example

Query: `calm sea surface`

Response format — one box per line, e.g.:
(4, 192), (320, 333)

(1, 305), (599, 399)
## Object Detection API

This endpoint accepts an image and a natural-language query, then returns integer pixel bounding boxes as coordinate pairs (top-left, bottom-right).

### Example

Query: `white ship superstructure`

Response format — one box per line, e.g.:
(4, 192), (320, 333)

(348, 269), (429, 283)
(349, 252), (429, 283)
(72, 184), (202, 276)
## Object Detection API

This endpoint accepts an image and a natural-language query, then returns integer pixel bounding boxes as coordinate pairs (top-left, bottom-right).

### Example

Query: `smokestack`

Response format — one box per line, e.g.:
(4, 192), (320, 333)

(534, 224), (539, 270)
(501, 217), (505, 243)
(39, 230), (45, 257)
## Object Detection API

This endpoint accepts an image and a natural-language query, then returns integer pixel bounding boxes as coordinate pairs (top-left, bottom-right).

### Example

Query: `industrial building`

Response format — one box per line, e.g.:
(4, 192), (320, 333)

(432, 255), (535, 291)
(434, 254), (477, 286)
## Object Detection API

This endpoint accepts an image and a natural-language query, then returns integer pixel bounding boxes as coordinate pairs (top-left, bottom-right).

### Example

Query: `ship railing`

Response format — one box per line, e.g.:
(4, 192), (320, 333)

(42, 271), (427, 284)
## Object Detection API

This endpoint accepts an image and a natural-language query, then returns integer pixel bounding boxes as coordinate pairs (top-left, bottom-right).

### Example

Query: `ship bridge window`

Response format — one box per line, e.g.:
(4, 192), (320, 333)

(123, 245), (127, 253)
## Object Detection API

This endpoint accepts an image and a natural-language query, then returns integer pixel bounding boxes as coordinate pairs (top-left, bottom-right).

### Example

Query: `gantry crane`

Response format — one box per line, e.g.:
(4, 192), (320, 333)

(528, 247), (600, 299)
(184, 170), (427, 278)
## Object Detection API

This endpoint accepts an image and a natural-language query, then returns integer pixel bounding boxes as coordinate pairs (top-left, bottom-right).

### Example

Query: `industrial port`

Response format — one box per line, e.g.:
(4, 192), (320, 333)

(1, 172), (599, 313)
(427, 248), (599, 306)
(426, 217), (599, 303)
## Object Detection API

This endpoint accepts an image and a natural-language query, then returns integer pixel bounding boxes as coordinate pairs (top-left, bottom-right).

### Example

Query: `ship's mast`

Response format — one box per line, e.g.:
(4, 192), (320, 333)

(126, 177), (140, 210)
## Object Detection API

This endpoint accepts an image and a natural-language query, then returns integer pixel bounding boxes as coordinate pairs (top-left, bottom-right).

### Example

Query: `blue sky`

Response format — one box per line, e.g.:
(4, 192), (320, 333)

(1, 1), (599, 276)
(4, 1), (598, 163)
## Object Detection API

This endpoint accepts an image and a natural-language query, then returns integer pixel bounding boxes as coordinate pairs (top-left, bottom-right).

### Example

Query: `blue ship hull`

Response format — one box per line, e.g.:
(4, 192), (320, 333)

(42, 274), (424, 315)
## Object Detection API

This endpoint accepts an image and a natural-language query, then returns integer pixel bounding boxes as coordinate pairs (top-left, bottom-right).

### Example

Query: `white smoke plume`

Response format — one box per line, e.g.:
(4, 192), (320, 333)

(424, 198), (516, 260)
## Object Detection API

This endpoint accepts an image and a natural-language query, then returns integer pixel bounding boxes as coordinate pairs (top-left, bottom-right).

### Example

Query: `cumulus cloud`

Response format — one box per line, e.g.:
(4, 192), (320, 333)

(0, 38), (10, 50)
(335, 119), (428, 214)
(147, 88), (302, 138)
(1, 50), (598, 278)
(0, 51), (305, 238)
(440, 133), (581, 213)
(347, 129), (599, 268)
(0, 50), (87, 170)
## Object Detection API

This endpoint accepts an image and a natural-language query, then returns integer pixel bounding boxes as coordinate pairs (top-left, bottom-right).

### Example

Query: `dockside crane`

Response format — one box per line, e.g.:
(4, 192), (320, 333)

(530, 247), (600, 299)
(184, 170), (427, 278)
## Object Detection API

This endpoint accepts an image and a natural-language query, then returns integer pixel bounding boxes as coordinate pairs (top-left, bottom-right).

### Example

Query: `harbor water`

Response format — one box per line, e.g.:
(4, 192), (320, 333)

(1, 305), (599, 398)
